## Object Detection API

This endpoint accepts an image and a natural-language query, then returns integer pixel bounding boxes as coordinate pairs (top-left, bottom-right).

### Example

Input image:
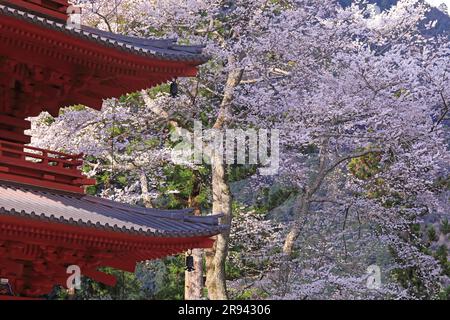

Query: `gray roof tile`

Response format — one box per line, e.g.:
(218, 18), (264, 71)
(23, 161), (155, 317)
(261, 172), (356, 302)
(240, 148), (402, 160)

(0, 181), (225, 238)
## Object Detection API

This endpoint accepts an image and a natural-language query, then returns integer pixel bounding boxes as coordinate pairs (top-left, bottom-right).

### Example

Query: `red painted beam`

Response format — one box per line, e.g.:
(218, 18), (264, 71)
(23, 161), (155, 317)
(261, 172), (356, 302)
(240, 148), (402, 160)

(0, 13), (201, 78)
(0, 115), (31, 129)
(0, 14), (201, 118)
(0, 295), (43, 300)
(83, 269), (117, 287)
(0, 214), (217, 252)
(0, 129), (31, 144)
(0, 172), (85, 193)
(2, 1), (69, 21)
(0, 139), (94, 193)
(0, 214), (216, 297)
(100, 259), (137, 273)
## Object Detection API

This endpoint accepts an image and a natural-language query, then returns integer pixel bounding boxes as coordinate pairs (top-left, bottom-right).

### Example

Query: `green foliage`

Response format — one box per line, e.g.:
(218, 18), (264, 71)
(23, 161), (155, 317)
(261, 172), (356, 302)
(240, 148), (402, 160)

(440, 177), (450, 189)
(159, 165), (211, 210)
(52, 268), (148, 300)
(143, 84), (171, 99)
(153, 256), (186, 300)
(108, 124), (125, 138)
(427, 226), (438, 243)
(228, 165), (258, 183)
(225, 258), (245, 280)
(85, 185), (97, 195)
(116, 174), (128, 186)
(438, 286), (450, 300)
(434, 245), (450, 277)
(50, 257), (187, 300)
(41, 115), (55, 126)
(231, 201), (243, 217)
(392, 267), (429, 298)
(301, 143), (319, 155)
(347, 150), (398, 204)
(441, 219), (450, 235)
(104, 268), (149, 300)
(267, 187), (296, 211)
(119, 91), (141, 104)
(411, 223), (422, 237)
(249, 186), (296, 215)
(59, 104), (87, 116)
(160, 166), (195, 209)
(236, 289), (255, 300)
(80, 154), (133, 194)
(348, 151), (382, 180)
(146, 26), (166, 37)
(231, 287), (270, 300)
(394, 88), (408, 98)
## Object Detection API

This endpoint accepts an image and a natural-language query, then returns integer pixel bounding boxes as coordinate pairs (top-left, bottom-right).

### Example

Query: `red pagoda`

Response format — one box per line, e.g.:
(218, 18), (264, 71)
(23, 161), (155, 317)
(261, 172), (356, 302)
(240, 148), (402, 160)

(0, 0), (223, 299)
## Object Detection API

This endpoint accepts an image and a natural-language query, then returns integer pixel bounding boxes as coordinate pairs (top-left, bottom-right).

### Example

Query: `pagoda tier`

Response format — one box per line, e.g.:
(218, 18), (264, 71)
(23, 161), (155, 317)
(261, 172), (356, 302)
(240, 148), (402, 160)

(0, 182), (225, 297)
(0, 2), (207, 119)
(0, 2), (207, 192)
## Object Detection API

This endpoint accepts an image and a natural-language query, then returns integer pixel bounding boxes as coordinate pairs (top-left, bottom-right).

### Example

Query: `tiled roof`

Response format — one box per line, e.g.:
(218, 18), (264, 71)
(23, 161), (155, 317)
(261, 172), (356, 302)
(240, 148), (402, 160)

(0, 3), (209, 63)
(0, 181), (225, 238)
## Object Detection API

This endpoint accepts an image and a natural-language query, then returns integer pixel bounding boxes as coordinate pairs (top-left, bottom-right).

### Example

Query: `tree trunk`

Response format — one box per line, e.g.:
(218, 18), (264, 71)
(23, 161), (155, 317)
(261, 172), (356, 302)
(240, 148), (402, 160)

(185, 195), (204, 300)
(283, 142), (329, 256)
(205, 58), (243, 300)
(185, 248), (204, 300)
(205, 156), (232, 300)
(283, 194), (309, 256)
(139, 171), (153, 208)
(282, 142), (379, 256)
(283, 225), (301, 257)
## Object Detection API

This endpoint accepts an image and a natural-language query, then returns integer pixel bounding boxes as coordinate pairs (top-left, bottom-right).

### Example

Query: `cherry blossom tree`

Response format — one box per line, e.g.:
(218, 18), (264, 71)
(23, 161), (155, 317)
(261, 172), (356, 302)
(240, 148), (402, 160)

(234, 0), (450, 298)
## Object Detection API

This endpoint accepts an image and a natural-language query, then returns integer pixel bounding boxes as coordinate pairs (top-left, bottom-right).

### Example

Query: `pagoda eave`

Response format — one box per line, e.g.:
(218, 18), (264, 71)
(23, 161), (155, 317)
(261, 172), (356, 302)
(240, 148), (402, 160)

(0, 7), (201, 119)
(0, 213), (216, 297)
(0, 181), (224, 297)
